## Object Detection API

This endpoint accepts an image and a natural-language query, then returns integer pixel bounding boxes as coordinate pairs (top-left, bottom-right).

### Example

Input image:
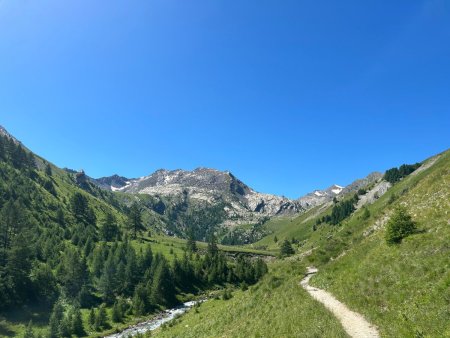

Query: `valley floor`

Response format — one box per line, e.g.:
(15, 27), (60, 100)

(153, 261), (349, 338)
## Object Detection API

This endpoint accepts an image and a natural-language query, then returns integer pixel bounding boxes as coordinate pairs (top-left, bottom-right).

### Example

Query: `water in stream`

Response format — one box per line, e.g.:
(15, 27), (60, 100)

(104, 301), (198, 338)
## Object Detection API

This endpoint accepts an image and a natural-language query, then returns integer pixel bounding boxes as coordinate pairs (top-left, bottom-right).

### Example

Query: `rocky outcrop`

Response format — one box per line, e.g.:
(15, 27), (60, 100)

(95, 168), (303, 226)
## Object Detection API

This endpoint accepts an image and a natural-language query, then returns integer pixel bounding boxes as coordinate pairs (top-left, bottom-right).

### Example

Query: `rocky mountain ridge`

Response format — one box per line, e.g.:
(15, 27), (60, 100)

(95, 168), (303, 224)
(93, 168), (382, 229)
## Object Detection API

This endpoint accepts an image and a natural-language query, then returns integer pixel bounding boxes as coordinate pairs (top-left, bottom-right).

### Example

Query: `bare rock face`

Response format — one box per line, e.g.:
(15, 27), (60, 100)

(95, 168), (304, 226)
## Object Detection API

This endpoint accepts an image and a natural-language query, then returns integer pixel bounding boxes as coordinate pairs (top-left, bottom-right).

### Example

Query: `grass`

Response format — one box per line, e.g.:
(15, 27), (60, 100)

(250, 205), (331, 253)
(309, 150), (450, 337)
(132, 234), (275, 262)
(153, 260), (348, 338)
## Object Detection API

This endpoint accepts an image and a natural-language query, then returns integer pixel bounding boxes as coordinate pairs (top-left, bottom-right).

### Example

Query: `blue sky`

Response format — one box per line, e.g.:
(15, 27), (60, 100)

(0, 0), (449, 198)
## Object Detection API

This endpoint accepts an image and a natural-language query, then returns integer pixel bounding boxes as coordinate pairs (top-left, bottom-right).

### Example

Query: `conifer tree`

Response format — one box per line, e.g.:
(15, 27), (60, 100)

(112, 301), (122, 323)
(280, 239), (295, 257)
(150, 258), (174, 306)
(186, 227), (197, 253)
(127, 202), (144, 239)
(88, 308), (96, 329)
(132, 283), (148, 315)
(23, 320), (35, 338)
(57, 247), (89, 299)
(95, 304), (108, 330)
(385, 205), (416, 244)
(100, 212), (119, 242)
(98, 253), (117, 304)
(48, 301), (64, 338)
(71, 307), (85, 336)
(45, 164), (52, 176)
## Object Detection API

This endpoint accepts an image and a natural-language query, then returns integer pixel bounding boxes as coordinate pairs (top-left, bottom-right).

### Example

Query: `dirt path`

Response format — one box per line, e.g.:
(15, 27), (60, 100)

(300, 267), (380, 338)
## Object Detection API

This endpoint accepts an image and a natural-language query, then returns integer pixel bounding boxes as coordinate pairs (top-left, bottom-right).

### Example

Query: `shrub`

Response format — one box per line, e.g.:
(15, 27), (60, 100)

(385, 206), (416, 244)
(280, 239), (295, 257)
(222, 289), (233, 300)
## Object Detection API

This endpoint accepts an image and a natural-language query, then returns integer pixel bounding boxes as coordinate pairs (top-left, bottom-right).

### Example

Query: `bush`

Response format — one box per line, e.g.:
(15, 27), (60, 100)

(222, 289), (233, 300)
(280, 239), (295, 257)
(385, 206), (416, 244)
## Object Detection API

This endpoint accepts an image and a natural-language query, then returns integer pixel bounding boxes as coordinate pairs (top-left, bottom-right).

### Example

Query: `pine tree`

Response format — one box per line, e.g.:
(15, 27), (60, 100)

(94, 304), (108, 330)
(0, 135), (5, 161)
(45, 164), (52, 176)
(48, 301), (64, 338)
(56, 208), (65, 227)
(70, 192), (96, 225)
(71, 307), (85, 336)
(98, 253), (117, 304)
(186, 228), (197, 253)
(57, 247), (89, 299)
(254, 258), (268, 279)
(29, 262), (58, 306)
(5, 231), (33, 305)
(207, 233), (218, 257)
(59, 314), (72, 337)
(100, 212), (119, 242)
(139, 246), (153, 274)
(0, 200), (28, 266)
(124, 247), (138, 295)
(280, 239), (295, 257)
(23, 320), (35, 338)
(385, 205), (416, 244)
(133, 284), (148, 315)
(118, 297), (129, 316)
(83, 236), (94, 257)
(91, 245), (106, 278)
(111, 301), (122, 323)
(127, 202), (144, 239)
(150, 258), (174, 306)
(88, 308), (96, 329)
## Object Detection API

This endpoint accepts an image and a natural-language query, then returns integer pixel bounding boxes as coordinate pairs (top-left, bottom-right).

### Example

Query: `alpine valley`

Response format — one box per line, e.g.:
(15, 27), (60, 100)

(0, 125), (448, 338)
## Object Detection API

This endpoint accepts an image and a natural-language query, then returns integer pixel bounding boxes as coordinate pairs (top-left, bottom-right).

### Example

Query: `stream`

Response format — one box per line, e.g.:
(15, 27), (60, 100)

(104, 300), (200, 338)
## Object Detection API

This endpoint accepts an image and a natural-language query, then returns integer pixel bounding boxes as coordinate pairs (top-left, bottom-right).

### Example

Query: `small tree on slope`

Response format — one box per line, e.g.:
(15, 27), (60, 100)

(280, 239), (295, 257)
(385, 205), (416, 245)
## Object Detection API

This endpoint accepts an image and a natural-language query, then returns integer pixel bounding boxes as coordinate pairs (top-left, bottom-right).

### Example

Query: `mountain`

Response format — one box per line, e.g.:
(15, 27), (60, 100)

(295, 184), (345, 208)
(92, 168), (383, 242)
(94, 174), (131, 191)
(0, 125), (20, 144)
(95, 168), (303, 229)
(295, 172), (383, 209)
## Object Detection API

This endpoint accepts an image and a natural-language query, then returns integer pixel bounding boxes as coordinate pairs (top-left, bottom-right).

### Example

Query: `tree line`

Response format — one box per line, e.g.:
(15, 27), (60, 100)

(383, 163), (421, 184)
(316, 194), (359, 226)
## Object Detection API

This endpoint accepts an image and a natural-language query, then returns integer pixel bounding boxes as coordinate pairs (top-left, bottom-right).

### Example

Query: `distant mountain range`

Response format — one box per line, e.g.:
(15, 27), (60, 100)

(0, 124), (383, 241)
(91, 168), (382, 229)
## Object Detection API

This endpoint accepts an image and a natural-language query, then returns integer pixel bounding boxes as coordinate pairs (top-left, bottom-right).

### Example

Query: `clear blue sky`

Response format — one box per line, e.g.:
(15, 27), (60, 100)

(0, 0), (449, 198)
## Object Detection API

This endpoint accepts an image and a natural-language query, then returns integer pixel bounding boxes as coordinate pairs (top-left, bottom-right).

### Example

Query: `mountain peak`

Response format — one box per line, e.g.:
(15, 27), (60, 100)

(0, 125), (20, 144)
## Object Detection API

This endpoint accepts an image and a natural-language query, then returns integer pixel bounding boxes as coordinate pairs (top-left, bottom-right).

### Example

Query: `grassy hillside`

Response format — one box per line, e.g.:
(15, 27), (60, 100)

(154, 260), (348, 338)
(310, 150), (450, 337)
(155, 149), (449, 338)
